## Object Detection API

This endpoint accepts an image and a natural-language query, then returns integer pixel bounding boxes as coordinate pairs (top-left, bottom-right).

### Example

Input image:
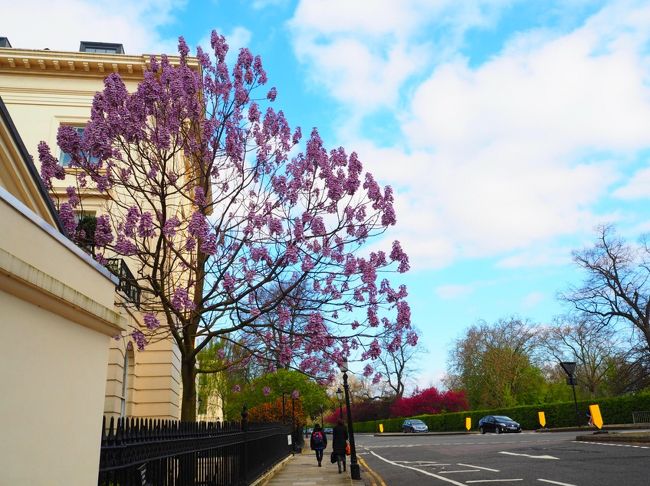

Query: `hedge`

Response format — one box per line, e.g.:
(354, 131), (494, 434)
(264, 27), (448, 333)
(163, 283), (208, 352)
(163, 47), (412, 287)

(353, 392), (650, 433)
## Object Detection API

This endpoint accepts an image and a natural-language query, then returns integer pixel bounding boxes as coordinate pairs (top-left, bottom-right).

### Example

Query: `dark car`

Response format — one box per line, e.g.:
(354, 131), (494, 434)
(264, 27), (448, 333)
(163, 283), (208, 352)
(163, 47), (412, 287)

(402, 419), (429, 433)
(478, 415), (522, 434)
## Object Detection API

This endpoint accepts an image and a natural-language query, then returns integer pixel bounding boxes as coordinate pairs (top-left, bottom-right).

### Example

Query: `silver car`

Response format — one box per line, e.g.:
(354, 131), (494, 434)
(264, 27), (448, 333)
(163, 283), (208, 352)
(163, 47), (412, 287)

(402, 419), (429, 433)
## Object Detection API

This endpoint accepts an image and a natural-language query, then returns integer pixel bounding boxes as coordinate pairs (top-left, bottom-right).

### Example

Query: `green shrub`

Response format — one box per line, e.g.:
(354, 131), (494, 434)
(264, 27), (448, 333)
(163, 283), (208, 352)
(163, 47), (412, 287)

(357, 392), (650, 432)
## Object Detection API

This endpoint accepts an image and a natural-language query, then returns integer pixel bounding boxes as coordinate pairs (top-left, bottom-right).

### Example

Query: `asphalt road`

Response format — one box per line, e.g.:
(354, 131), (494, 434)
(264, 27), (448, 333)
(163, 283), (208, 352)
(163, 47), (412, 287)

(356, 431), (650, 486)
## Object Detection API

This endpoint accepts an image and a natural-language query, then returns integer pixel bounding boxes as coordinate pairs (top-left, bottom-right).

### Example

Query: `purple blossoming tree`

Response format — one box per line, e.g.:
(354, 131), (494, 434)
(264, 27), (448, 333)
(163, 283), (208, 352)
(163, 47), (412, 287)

(39, 31), (414, 420)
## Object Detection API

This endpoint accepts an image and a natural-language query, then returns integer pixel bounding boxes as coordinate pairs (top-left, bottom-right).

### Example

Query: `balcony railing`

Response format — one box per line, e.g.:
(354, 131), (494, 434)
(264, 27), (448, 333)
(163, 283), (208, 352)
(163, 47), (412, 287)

(106, 258), (141, 307)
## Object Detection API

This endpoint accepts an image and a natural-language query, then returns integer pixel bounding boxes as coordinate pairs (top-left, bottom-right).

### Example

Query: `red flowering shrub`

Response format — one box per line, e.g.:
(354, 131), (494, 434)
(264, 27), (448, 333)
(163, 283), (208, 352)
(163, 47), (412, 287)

(390, 387), (468, 417)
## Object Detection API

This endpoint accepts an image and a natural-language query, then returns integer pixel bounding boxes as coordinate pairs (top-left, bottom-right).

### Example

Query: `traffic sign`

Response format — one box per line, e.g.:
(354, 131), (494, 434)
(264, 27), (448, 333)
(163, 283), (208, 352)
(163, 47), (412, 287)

(560, 361), (576, 376)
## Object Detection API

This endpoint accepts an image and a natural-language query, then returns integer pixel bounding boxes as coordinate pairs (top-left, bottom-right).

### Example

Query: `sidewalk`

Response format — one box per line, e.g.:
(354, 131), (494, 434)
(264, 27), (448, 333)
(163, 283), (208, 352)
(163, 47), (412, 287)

(262, 449), (354, 486)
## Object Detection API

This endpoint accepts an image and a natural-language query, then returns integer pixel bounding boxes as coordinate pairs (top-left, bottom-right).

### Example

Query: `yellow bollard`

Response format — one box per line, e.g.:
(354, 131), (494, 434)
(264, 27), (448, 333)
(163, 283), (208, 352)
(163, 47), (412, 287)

(465, 417), (471, 431)
(538, 411), (546, 428)
(379, 423), (384, 433)
(589, 404), (603, 429)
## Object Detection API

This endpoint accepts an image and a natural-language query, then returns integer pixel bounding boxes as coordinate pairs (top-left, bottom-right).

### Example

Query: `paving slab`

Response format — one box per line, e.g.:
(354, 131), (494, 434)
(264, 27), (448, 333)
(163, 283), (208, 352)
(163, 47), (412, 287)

(263, 449), (354, 486)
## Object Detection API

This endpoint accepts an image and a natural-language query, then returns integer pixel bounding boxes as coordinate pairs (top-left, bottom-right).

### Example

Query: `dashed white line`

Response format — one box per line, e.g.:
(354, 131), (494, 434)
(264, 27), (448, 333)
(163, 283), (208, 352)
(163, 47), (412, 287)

(499, 451), (559, 460)
(537, 479), (577, 486)
(466, 480), (523, 484)
(572, 440), (649, 449)
(457, 463), (500, 472)
(439, 469), (480, 474)
(368, 450), (466, 486)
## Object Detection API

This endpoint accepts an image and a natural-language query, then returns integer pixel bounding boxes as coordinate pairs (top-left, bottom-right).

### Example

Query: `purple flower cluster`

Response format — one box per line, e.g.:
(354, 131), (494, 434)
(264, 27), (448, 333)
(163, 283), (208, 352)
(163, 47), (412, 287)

(94, 215), (114, 247)
(143, 313), (160, 330)
(38, 142), (65, 189)
(171, 287), (195, 312)
(131, 329), (147, 351)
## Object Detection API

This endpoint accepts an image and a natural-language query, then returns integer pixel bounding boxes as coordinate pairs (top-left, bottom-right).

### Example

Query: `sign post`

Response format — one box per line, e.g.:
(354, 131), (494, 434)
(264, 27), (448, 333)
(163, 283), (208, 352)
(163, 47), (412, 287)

(560, 361), (580, 427)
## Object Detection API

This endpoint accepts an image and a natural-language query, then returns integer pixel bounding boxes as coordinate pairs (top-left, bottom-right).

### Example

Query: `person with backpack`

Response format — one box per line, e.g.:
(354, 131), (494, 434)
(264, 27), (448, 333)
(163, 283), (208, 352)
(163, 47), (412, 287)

(332, 419), (349, 473)
(310, 424), (327, 466)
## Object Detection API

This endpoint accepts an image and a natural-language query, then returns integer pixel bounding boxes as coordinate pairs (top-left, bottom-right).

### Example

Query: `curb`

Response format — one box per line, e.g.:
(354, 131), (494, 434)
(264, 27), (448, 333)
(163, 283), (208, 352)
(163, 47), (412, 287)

(251, 453), (295, 486)
(358, 455), (387, 486)
(373, 431), (478, 437)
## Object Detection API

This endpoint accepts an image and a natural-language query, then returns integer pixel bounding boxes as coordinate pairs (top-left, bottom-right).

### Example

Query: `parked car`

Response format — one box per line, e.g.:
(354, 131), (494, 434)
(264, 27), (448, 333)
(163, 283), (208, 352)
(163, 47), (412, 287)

(324, 427), (333, 434)
(478, 415), (522, 434)
(402, 419), (429, 433)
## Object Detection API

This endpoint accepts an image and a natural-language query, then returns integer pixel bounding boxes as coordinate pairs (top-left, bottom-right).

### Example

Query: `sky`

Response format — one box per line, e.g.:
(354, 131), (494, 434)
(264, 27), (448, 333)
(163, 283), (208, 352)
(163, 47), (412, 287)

(4, 0), (650, 390)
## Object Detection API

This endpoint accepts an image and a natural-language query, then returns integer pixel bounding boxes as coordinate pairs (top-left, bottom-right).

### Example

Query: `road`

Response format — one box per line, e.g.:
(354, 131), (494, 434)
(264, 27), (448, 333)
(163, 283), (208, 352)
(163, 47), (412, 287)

(356, 431), (650, 486)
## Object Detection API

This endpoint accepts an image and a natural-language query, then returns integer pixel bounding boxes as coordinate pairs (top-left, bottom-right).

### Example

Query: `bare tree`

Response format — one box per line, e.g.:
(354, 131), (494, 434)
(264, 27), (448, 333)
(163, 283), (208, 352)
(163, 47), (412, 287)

(374, 328), (424, 399)
(538, 315), (619, 397)
(563, 225), (650, 356)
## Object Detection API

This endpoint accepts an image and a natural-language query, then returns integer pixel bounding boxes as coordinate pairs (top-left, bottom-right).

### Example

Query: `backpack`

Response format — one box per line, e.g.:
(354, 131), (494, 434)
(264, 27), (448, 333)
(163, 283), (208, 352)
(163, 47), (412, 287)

(313, 431), (324, 448)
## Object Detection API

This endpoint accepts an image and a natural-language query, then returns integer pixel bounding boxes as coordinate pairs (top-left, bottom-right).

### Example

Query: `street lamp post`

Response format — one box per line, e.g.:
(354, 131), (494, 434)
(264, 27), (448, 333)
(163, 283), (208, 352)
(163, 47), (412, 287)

(341, 360), (361, 480)
(336, 387), (344, 419)
(320, 405), (324, 427)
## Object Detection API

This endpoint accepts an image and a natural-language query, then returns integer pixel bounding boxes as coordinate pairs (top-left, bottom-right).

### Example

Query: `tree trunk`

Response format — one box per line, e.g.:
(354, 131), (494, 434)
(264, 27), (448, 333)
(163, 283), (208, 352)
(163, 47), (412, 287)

(180, 356), (197, 421)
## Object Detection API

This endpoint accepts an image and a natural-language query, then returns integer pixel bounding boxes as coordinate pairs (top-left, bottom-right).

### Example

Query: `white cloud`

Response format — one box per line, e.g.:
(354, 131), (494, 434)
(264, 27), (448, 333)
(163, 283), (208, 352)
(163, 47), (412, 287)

(521, 291), (544, 310)
(288, 0), (511, 111)
(334, 2), (650, 270)
(435, 284), (475, 300)
(1, 0), (186, 55)
(613, 167), (650, 200)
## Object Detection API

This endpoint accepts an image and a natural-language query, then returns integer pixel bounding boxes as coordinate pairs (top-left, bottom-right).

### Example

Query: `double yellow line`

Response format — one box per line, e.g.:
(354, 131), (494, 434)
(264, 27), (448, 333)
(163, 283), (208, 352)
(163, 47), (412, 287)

(358, 455), (387, 486)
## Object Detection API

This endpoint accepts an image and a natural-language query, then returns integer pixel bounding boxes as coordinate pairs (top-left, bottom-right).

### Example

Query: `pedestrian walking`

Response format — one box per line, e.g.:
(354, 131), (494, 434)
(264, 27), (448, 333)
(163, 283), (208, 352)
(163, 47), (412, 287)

(332, 419), (348, 474)
(309, 424), (327, 467)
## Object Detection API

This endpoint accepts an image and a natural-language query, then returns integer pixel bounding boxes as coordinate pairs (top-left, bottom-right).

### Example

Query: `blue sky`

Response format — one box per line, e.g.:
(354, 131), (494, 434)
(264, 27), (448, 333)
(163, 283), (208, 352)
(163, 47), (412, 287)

(6, 0), (650, 389)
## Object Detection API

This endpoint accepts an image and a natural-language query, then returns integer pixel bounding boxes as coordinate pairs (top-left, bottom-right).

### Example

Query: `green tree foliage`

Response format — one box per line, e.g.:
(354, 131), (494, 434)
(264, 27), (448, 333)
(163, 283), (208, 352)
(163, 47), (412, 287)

(447, 317), (545, 409)
(224, 369), (328, 420)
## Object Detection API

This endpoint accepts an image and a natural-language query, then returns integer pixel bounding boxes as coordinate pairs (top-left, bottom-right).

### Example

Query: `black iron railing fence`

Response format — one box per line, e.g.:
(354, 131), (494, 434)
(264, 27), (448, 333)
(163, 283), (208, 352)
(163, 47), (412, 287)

(98, 416), (293, 486)
(106, 258), (141, 307)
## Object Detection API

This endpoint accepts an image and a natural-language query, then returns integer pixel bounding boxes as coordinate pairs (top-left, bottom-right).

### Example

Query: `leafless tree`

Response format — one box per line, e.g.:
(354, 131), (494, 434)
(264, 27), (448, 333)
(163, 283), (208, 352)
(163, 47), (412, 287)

(563, 225), (650, 356)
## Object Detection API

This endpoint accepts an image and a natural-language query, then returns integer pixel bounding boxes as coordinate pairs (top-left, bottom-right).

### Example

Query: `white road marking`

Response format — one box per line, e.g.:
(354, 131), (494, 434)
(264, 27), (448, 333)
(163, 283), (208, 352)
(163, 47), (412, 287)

(572, 440), (649, 449)
(465, 480), (523, 483)
(457, 463), (500, 472)
(369, 450), (466, 486)
(439, 469), (480, 474)
(499, 451), (559, 460)
(537, 479), (577, 486)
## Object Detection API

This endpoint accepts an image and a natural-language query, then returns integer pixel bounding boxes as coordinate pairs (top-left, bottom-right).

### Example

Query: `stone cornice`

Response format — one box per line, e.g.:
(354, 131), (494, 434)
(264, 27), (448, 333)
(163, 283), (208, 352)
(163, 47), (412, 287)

(0, 246), (127, 337)
(0, 48), (199, 79)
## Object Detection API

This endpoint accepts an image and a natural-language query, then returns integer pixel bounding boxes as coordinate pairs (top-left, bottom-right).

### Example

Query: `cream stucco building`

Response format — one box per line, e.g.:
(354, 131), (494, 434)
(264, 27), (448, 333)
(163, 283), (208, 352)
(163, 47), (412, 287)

(0, 95), (128, 485)
(0, 38), (208, 422)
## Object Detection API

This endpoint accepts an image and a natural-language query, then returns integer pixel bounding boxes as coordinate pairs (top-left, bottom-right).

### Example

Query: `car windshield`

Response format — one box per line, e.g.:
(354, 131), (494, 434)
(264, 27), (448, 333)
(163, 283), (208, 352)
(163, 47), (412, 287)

(494, 416), (513, 422)
(410, 420), (425, 425)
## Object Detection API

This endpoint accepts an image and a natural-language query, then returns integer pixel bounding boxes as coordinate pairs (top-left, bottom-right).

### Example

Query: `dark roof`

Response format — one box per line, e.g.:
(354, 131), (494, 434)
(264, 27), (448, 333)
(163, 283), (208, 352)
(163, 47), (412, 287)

(0, 96), (64, 233)
(79, 41), (125, 54)
(0, 37), (11, 48)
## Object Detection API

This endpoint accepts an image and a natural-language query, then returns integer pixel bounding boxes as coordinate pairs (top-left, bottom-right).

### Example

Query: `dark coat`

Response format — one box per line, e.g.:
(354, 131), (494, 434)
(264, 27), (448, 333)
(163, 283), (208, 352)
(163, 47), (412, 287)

(332, 424), (348, 454)
(310, 429), (327, 450)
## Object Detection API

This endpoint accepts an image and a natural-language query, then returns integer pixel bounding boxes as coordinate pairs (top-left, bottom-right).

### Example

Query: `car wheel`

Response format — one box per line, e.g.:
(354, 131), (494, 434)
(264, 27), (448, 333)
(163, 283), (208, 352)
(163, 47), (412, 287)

(479, 426), (485, 434)
(496, 427), (502, 434)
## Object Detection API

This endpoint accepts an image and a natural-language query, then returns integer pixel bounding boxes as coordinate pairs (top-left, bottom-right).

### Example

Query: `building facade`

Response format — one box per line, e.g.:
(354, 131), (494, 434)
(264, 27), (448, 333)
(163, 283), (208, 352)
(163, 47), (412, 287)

(0, 96), (128, 485)
(0, 40), (200, 420)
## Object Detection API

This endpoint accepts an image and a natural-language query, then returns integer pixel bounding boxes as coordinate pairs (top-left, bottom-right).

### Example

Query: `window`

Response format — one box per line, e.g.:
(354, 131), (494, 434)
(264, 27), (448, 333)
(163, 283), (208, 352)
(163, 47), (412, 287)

(74, 211), (97, 254)
(79, 41), (124, 54)
(59, 126), (99, 166)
